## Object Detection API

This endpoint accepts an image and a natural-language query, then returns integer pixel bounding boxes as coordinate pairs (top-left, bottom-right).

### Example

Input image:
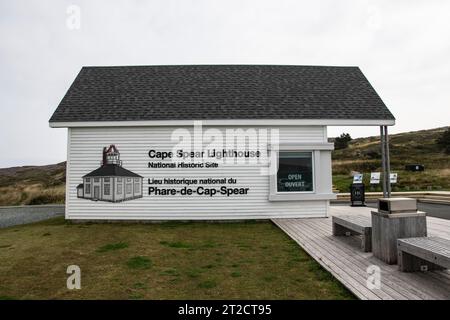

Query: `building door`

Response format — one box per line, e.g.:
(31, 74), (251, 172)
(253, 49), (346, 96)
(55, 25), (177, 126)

(94, 186), (100, 199)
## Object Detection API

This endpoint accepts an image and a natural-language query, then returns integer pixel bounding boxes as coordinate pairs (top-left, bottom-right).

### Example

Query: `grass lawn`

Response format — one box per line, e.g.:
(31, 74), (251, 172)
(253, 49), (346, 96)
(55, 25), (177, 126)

(0, 217), (354, 300)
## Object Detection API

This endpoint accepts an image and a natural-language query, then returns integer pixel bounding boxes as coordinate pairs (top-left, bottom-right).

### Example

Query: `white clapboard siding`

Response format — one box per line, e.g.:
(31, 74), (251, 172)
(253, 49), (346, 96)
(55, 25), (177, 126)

(66, 125), (331, 220)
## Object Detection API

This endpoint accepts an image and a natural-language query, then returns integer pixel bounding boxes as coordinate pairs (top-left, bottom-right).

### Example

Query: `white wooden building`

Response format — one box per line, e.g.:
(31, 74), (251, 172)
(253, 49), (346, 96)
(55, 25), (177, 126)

(49, 65), (395, 221)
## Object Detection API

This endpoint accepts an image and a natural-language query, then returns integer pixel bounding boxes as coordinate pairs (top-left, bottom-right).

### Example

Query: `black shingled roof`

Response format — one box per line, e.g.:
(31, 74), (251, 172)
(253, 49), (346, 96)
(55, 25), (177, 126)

(49, 65), (394, 122)
(83, 164), (142, 178)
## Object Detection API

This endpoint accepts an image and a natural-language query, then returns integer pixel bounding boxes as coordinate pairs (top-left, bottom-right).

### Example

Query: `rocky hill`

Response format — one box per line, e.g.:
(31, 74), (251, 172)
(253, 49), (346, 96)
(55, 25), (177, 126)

(0, 162), (66, 206)
(332, 126), (450, 192)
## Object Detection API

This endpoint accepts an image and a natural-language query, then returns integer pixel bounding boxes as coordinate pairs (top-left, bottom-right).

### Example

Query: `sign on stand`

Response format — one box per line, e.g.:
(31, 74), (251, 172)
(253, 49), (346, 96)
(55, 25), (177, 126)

(390, 173), (398, 184)
(353, 173), (363, 184)
(370, 172), (381, 184)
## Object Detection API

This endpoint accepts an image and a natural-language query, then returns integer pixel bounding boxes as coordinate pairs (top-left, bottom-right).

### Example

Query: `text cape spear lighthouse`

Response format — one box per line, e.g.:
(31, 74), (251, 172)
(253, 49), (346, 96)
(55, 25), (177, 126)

(76, 145), (143, 203)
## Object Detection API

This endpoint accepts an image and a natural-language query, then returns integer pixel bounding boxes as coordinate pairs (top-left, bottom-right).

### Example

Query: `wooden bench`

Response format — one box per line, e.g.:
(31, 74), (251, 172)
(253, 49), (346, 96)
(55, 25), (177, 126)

(332, 215), (372, 252)
(397, 237), (450, 272)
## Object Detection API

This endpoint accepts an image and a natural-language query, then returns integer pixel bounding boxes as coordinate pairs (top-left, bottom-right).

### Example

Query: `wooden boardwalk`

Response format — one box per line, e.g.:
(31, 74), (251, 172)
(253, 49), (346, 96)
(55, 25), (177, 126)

(273, 206), (450, 300)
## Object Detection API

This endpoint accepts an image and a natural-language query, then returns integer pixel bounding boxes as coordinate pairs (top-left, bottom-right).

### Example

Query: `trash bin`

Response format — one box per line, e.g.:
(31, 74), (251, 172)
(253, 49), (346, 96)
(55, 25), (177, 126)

(405, 164), (424, 172)
(350, 183), (365, 207)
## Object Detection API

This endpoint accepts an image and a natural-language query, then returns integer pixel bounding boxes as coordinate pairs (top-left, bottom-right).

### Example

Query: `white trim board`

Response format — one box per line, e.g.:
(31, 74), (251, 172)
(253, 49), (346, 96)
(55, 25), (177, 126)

(268, 143), (335, 151)
(50, 118), (395, 128)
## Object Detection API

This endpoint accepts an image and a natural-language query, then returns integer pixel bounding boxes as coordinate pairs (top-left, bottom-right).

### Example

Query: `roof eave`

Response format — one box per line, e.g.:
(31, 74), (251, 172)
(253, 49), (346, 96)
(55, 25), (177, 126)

(49, 118), (395, 128)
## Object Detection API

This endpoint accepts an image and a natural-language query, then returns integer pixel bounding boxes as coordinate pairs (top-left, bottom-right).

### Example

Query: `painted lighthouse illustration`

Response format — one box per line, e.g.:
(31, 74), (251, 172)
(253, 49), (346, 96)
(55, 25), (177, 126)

(76, 145), (143, 202)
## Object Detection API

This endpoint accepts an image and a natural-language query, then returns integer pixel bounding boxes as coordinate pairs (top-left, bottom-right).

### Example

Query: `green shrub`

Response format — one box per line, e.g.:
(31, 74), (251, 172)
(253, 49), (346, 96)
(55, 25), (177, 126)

(26, 193), (65, 205)
(334, 133), (352, 150)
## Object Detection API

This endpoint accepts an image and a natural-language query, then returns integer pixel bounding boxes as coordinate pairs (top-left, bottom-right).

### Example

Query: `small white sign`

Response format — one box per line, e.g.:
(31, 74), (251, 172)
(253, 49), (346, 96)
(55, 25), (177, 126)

(353, 173), (363, 184)
(370, 172), (380, 184)
(390, 173), (398, 184)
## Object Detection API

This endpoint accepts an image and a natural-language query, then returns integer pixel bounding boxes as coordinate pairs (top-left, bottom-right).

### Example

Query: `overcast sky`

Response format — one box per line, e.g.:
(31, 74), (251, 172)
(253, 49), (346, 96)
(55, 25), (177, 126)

(1, 0), (449, 168)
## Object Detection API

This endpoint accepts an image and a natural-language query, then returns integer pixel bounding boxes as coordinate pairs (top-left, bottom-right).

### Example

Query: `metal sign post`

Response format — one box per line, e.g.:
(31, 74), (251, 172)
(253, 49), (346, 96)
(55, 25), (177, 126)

(380, 126), (391, 198)
(385, 126), (391, 197)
